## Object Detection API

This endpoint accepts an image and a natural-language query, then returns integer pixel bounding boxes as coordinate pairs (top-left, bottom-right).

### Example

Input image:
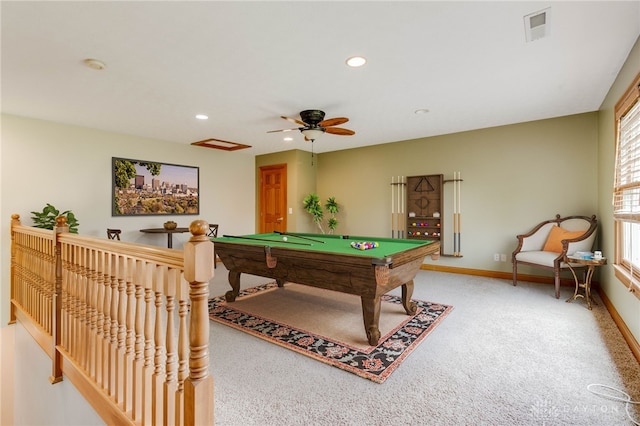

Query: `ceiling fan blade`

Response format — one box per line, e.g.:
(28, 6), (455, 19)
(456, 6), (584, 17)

(282, 115), (307, 126)
(319, 117), (349, 127)
(267, 128), (298, 133)
(325, 127), (355, 136)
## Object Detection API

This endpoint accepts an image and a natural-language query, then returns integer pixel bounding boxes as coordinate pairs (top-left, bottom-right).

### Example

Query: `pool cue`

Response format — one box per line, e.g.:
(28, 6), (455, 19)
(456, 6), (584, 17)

(222, 234), (312, 246)
(457, 172), (462, 256)
(453, 171), (462, 256)
(395, 175), (399, 238)
(453, 171), (458, 256)
(400, 176), (405, 238)
(391, 176), (395, 238)
(394, 176), (398, 238)
(453, 172), (457, 256)
(402, 176), (407, 238)
(398, 176), (402, 238)
(457, 172), (461, 256)
(275, 231), (325, 243)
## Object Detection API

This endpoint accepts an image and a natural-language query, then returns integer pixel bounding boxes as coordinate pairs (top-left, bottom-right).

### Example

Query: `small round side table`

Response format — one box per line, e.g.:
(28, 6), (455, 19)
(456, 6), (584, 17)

(564, 255), (607, 310)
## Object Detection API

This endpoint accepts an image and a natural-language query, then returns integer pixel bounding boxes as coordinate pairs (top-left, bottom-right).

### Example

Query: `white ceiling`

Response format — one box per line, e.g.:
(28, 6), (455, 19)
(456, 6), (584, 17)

(2, 1), (639, 156)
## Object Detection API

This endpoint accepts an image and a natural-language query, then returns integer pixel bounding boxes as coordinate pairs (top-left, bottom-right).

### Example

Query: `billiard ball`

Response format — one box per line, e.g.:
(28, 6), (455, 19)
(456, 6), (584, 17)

(282, 236), (288, 241)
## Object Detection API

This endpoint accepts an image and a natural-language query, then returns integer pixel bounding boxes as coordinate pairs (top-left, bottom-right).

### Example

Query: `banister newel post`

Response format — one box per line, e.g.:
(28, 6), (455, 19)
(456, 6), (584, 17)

(9, 214), (21, 324)
(50, 215), (69, 384)
(183, 220), (214, 426)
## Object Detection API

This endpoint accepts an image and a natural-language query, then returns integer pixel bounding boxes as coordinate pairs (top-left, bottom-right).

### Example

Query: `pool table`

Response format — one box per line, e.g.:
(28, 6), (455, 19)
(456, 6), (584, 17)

(213, 232), (440, 345)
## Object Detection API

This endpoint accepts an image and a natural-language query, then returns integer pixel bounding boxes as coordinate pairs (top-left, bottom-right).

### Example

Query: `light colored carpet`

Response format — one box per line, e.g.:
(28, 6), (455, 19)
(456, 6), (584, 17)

(208, 265), (640, 426)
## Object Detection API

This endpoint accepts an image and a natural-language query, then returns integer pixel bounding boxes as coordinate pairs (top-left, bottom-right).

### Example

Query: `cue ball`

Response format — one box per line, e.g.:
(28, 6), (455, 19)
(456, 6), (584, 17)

(282, 236), (288, 241)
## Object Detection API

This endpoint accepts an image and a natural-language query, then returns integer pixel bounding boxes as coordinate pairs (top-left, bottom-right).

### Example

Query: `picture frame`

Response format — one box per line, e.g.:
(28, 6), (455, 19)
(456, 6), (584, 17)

(112, 157), (199, 216)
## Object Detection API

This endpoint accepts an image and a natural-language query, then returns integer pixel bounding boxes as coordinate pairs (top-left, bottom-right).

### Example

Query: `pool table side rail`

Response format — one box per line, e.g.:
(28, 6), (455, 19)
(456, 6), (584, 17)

(214, 239), (439, 269)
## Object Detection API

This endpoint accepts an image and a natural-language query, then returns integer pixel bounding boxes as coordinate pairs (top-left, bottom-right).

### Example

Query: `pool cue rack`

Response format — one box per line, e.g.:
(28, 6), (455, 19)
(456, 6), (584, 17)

(405, 174), (444, 255)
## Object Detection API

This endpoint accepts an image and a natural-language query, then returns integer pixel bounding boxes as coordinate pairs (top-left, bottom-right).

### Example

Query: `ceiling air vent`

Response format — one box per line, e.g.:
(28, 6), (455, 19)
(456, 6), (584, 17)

(524, 7), (551, 42)
(191, 138), (251, 151)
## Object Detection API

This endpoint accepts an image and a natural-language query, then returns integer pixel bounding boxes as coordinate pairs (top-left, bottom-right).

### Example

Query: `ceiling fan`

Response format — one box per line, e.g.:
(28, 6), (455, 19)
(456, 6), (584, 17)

(267, 109), (355, 142)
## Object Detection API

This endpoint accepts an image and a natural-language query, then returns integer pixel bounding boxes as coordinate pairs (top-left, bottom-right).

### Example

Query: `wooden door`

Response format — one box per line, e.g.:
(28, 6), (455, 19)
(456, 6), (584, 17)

(259, 164), (287, 233)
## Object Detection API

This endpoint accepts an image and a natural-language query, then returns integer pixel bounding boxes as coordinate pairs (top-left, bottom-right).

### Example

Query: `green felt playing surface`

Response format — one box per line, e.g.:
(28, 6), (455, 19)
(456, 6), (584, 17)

(213, 232), (435, 257)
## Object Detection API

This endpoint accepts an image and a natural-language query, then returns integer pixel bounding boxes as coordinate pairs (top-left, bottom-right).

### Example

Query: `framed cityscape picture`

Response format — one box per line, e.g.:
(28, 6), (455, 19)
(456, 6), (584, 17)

(112, 157), (199, 216)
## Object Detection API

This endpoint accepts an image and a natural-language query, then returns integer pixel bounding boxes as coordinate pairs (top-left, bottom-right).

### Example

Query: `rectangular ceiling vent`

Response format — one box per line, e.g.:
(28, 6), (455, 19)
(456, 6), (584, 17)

(191, 138), (252, 151)
(524, 7), (551, 42)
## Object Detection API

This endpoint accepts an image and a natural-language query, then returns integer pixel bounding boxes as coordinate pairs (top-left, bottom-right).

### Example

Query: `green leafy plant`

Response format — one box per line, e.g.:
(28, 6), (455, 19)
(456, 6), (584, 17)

(303, 193), (340, 234)
(325, 196), (339, 233)
(30, 203), (80, 234)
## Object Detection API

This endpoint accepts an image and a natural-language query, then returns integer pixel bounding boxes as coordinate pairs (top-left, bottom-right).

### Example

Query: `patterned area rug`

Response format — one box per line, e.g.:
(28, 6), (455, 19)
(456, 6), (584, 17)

(209, 282), (453, 383)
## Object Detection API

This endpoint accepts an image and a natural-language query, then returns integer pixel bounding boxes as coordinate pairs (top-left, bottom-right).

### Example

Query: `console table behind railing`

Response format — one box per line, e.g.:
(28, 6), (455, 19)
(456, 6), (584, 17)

(9, 214), (214, 426)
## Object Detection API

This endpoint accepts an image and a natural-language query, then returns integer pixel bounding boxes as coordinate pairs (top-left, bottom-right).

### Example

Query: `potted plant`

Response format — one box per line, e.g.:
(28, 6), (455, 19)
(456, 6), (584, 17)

(303, 193), (340, 234)
(325, 196), (339, 233)
(30, 203), (80, 234)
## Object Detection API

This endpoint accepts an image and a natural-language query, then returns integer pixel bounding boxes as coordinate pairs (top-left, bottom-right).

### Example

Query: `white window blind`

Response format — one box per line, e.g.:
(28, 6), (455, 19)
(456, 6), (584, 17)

(613, 73), (640, 299)
(614, 99), (640, 221)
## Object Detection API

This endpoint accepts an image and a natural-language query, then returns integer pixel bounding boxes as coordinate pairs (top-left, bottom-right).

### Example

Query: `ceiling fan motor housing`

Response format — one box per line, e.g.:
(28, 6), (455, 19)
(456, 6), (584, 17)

(300, 110), (325, 126)
(267, 109), (354, 137)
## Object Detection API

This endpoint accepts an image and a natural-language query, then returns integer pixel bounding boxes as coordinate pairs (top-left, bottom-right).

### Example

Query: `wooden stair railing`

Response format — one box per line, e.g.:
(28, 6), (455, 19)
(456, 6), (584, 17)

(10, 214), (214, 425)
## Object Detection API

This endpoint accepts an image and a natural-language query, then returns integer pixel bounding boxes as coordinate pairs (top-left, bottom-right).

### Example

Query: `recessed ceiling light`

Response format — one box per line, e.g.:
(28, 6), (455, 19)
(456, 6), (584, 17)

(346, 56), (367, 67)
(414, 109), (430, 115)
(284, 137), (293, 141)
(195, 114), (208, 120)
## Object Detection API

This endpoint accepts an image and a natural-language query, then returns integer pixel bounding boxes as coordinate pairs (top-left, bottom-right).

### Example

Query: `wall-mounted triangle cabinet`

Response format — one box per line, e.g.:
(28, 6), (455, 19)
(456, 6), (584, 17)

(406, 174), (443, 252)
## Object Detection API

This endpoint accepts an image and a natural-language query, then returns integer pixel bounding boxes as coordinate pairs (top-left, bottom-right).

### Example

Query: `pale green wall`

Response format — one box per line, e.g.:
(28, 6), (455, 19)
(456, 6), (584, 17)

(315, 113), (598, 271)
(597, 36), (640, 343)
(0, 114), (257, 326)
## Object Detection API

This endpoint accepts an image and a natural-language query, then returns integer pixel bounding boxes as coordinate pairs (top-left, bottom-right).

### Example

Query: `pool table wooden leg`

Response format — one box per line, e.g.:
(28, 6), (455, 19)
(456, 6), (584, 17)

(361, 296), (382, 346)
(225, 271), (241, 302)
(401, 280), (418, 315)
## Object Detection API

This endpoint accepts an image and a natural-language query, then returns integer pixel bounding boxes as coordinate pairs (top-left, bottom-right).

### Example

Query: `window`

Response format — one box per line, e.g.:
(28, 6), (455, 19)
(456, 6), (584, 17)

(613, 72), (640, 299)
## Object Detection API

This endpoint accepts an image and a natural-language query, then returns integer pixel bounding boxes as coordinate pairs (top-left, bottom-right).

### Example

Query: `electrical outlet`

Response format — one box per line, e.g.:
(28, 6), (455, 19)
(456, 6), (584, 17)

(494, 253), (500, 261)
(501, 254), (507, 262)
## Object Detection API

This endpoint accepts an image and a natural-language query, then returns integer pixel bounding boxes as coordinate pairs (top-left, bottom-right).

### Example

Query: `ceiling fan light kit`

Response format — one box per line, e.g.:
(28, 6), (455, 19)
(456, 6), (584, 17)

(301, 128), (325, 141)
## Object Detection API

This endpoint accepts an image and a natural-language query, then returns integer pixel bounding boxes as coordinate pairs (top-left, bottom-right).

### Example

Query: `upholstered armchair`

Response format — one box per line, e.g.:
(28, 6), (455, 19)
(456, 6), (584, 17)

(512, 214), (597, 298)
